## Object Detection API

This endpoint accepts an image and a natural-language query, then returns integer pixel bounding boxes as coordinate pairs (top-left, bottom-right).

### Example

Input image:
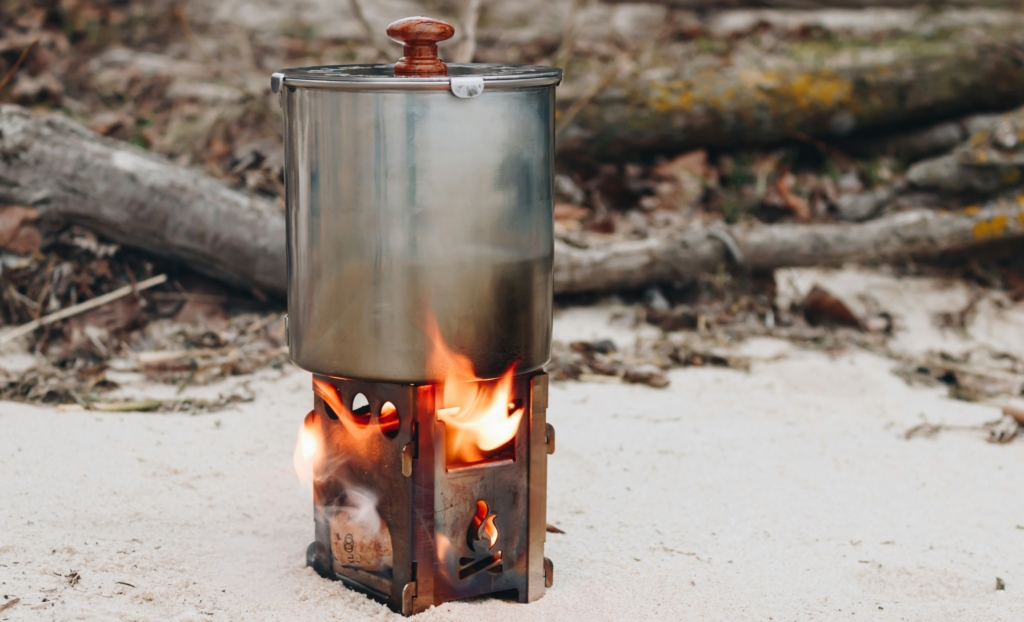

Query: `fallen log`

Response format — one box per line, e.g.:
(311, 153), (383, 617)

(558, 13), (1024, 157)
(602, 0), (1020, 7)
(554, 199), (1024, 293)
(908, 105), (1024, 195)
(838, 113), (1001, 163)
(0, 105), (286, 296)
(3, 106), (1024, 299)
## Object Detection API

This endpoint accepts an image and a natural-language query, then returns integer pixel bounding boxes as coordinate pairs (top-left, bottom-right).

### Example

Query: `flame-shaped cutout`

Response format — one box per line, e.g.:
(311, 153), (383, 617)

(469, 500), (498, 551)
(482, 514), (498, 549)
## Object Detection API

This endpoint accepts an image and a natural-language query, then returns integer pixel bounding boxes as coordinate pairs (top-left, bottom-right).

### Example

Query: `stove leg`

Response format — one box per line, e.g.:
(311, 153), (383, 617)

(307, 541), (331, 579)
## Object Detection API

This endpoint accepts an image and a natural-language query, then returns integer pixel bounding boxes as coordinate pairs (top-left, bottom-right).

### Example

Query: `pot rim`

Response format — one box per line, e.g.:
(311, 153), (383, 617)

(272, 63), (562, 93)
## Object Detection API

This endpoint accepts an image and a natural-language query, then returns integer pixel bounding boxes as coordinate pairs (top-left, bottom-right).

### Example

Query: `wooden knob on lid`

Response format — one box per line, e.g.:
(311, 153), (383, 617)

(386, 16), (455, 76)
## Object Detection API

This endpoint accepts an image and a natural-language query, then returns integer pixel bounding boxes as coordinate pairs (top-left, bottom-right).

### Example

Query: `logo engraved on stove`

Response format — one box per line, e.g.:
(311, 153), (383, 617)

(458, 500), (503, 580)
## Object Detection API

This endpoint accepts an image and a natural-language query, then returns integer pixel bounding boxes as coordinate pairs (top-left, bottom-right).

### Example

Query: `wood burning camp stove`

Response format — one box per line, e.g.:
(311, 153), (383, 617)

(273, 16), (560, 616)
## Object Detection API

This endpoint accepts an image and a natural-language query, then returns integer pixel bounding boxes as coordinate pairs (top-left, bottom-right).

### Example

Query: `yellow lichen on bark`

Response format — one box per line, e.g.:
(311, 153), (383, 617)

(784, 73), (854, 111)
(973, 214), (1009, 239)
(646, 68), (854, 118)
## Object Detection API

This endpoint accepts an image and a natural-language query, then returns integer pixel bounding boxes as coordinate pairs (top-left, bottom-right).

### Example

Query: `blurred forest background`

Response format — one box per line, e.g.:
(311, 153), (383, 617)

(1, 0), (1024, 422)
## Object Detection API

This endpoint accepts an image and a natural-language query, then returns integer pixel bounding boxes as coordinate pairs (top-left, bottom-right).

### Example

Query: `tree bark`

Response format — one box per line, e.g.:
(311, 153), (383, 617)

(558, 15), (1024, 157)
(3, 106), (1024, 298)
(601, 0), (1020, 8)
(0, 105), (286, 297)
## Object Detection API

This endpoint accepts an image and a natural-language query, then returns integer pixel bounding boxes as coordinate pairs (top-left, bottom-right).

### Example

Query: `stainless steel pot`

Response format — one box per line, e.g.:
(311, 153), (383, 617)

(274, 19), (561, 383)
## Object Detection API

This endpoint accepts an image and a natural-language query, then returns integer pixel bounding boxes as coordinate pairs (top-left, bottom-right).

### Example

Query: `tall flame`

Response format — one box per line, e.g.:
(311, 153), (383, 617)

(426, 316), (523, 465)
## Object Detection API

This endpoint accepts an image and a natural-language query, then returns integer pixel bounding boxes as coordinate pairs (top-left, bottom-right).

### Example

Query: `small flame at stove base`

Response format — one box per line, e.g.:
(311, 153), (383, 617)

(293, 411), (321, 495)
(469, 500), (499, 550)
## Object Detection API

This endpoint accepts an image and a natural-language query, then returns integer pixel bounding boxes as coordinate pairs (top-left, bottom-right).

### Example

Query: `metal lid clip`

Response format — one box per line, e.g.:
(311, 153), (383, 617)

(450, 76), (484, 99)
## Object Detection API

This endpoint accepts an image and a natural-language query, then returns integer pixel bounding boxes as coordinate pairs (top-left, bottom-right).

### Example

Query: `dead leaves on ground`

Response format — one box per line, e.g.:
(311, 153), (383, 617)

(905, 409), (1022, 444)
(897, 349), (1024, 403)
(0, 206), (41, 255)
(1, 310), (288, 412)
(546, 334), (751, 389)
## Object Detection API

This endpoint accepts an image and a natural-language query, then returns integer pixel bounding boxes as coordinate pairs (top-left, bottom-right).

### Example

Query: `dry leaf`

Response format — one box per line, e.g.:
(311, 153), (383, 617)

(776, 171), (811, 221)
(1003, 405), (1024, 425)
(801, 285), (864, 330)
(553, 203), (592, 222)
(0, 206), (41, 254)
(652, 150), (709, 180)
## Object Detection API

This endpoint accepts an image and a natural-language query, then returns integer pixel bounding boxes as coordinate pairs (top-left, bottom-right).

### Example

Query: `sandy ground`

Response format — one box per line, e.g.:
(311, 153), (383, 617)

(2, 268), (1024, 621)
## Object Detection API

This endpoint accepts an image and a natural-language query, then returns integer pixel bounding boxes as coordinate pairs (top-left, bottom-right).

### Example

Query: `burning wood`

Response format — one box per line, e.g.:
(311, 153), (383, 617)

(327, 500), (393, 573)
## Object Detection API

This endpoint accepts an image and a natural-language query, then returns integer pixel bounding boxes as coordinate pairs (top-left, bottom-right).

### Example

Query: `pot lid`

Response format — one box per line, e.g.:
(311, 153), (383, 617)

(272, 63), (562, 93)
(271, 16), (561, 94)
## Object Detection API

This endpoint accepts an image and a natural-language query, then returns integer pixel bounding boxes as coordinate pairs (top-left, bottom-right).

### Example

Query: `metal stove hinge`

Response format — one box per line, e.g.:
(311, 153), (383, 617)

(402, 420), (417, 477)
(401, 563), (417, 616)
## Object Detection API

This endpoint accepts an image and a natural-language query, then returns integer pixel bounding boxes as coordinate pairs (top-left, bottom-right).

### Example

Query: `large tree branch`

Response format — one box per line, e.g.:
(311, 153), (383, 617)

(0, 105), (286, 296)
(558, 14), (1024, 157)
(601, 0), (1020, 7)
(3, 106), (1023, 298)
(554, 201), (1024, 293)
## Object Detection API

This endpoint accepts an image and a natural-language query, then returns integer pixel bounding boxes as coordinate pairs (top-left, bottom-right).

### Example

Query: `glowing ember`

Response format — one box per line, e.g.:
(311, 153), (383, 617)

(436, 533), (451, 563)
(425, 316), (523, 465)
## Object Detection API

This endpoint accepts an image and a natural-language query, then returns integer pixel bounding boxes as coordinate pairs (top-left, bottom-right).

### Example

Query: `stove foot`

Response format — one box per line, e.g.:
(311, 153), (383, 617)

(307, 541), (332, 578)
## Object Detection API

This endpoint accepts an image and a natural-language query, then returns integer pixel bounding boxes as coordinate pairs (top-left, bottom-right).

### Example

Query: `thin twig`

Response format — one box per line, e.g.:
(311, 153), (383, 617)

(555, 55), (633, 138)
(0, 39), (39, 94)
(0, 597), (20, 613)
(147, 292), (229, 304)
(348, 0), (394, 61)
(904, 421), (987, 440)
(171, 4), (214, 63)
(0, 274), (167, 345)
(6, 285), (39, 311)
(552, 0), (580, 70)
(455, 0), (482, 63)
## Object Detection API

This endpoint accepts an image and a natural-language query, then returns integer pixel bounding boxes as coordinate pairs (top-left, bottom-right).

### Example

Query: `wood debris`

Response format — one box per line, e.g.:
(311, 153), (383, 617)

(0, 597), (19, 613)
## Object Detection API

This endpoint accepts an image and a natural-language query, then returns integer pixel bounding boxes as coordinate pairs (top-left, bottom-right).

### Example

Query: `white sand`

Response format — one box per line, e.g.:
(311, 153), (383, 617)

(2, 269), (1024, 621)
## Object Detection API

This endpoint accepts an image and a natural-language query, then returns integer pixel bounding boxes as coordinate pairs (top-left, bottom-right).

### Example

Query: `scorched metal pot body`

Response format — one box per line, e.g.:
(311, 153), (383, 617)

(276, 65), (561, 382)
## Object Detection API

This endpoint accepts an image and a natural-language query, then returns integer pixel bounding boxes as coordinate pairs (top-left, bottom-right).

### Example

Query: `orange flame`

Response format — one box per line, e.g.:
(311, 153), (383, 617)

(312, 378), (398, 443)
(426, 316), (523, 465)
(473, 500), (499, 549)
(293, 410), (321, 495)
